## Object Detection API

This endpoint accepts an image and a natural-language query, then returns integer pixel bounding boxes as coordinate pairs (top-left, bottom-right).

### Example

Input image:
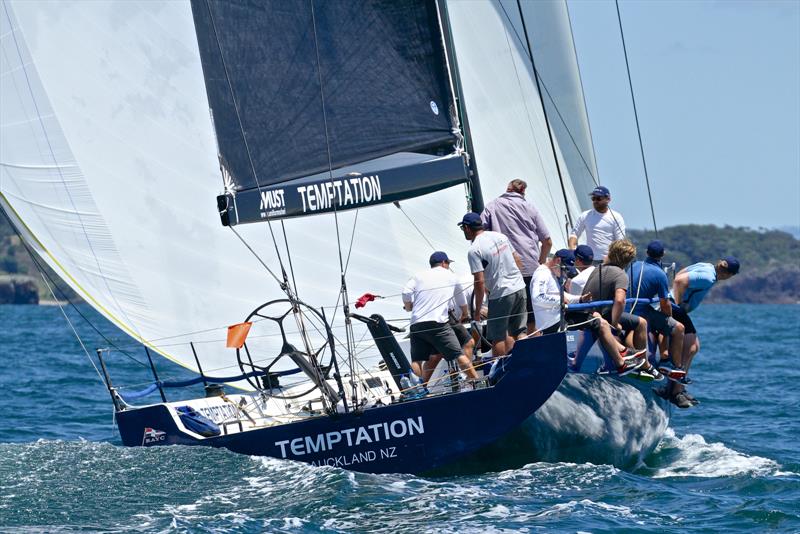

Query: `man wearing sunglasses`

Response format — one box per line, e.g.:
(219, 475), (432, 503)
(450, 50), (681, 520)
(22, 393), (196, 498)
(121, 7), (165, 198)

(568, 186), (626, 263)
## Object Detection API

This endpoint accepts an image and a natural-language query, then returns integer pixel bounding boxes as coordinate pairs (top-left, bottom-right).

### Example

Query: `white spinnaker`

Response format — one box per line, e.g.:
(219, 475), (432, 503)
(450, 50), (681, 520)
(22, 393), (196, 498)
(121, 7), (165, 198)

(446, 0), (596, 245)
(1, 1), (474, 385)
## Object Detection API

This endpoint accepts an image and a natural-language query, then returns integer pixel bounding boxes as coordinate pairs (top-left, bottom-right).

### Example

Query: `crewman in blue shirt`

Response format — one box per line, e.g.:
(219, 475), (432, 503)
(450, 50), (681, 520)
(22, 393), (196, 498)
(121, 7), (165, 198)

(663, 255), (740, 407)
(627, 241), (685, 386)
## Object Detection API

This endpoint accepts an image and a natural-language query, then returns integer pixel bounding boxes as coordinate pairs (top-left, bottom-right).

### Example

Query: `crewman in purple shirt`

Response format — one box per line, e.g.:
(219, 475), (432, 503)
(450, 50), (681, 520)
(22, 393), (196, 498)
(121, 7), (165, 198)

(481, 179), (552, 334)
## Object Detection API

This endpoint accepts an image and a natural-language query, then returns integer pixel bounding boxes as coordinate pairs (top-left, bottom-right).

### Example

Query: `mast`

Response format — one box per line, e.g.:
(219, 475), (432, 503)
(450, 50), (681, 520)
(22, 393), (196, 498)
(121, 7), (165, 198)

(436, 0), (484, 213)
(516, 0), (574, 228)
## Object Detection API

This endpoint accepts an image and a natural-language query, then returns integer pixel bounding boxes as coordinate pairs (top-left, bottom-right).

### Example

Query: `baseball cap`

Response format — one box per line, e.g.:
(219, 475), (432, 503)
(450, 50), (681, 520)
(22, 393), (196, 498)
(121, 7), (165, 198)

(429, 251), (453, 266)
(457, 212), (483, 228)
(589, 186), (610, 198)
(554, 248), (578, 277)
(574, 244), (594, 263)
(646, 240), (665, 258)
(723, 256), (740, 275)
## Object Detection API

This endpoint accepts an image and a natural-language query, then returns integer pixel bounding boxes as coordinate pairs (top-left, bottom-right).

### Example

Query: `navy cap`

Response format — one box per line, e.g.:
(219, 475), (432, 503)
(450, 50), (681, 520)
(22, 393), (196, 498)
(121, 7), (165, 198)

(457, 212), (483, 228)
(723, 256), (740, 275)
(429, 251), (453, 266)
(555, 248), (578, 277)
(646, 240), (665, 258)
(589, 186), (610, 198)
(574, 244), (594, 263)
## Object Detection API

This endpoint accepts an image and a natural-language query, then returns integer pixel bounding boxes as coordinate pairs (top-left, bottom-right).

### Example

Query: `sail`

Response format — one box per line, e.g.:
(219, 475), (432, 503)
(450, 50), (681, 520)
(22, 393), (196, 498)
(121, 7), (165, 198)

(445, 0), (598, 245)
(517, 0), (598, 210)
(1, 0), (472, 386)
(191, 0), (468, 225)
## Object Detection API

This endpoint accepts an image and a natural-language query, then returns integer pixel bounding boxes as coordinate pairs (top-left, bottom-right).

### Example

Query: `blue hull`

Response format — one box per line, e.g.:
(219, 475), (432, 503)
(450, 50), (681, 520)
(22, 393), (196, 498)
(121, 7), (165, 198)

(116, 333), (568, 474)
(448, 333), (672, 472)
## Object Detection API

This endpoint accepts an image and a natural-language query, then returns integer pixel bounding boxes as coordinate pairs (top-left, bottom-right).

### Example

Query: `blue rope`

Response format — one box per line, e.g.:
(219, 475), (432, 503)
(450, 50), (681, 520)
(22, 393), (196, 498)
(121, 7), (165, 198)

(567, 297), (658, 311)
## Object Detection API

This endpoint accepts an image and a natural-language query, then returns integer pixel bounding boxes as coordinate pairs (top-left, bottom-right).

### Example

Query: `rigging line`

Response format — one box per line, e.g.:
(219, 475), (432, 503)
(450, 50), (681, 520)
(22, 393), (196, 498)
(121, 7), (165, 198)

(515, 0), (574, 229)
(395, 203), (437, 250)
(228, 226), (285, 287)
(615, 0), (659, 237)
(0, 206), (150, 369)
(497, 4), (565, 243)
(2, 2), (146, 345)
(496, 2), (600, 187)
(204, 0), (292, 290)
(38, 267), (105, 385)
(308, 0), (357, 406)
(280, 220), (299, 298)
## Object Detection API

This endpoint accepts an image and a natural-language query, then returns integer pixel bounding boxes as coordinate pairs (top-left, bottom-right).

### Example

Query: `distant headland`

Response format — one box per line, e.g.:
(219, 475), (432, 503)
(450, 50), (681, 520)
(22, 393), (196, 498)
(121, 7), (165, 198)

(1, 217), (798, 305)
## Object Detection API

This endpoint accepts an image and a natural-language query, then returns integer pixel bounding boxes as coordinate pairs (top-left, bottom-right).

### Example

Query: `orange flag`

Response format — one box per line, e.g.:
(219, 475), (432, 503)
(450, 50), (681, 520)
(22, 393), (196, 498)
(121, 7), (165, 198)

(226, 322), (252, 349)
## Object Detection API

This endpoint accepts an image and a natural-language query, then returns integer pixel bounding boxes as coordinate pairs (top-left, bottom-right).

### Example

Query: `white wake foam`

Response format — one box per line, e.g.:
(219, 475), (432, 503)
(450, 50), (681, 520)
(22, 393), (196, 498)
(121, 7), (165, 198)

(653, 429), (791, 478)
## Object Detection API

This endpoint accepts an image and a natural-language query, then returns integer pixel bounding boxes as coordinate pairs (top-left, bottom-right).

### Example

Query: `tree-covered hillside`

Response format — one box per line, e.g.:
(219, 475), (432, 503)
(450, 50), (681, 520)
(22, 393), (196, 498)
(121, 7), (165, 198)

(1, 215), (798, 304)
(0, 215), (79, 304)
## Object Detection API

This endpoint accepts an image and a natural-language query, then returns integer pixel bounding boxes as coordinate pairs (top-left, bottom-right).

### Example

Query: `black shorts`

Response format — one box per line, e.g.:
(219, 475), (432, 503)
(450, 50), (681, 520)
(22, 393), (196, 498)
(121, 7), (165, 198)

(602, 311), (641, 334)
(670, 305), (696, 335)
(410, 321), (463, 362)
(523, 275), (535, 324)
(450, 322), (472, 347)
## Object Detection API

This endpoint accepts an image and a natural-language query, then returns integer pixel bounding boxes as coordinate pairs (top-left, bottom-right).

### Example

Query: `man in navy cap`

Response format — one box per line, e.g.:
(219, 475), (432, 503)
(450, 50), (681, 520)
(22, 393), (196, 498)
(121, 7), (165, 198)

(402, 251), (479, 384)
(627, 241), (686, 386)
(568, 185), (626, 262)
(567, 244), (596, 296)
(660, 255), (741, 407)
(458, 212), (527, 357)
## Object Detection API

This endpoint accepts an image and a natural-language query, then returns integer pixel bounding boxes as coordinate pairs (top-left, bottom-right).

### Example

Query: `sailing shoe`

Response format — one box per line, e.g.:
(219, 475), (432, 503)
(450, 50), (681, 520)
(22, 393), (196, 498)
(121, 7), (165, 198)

(670, 391), (694, 409)
(658, 361), (687, 381)
(682, 390), (700, 405)
(632, 364), (664, 382)
(622, 349), (647, 366)
(617, 357), (646, 377)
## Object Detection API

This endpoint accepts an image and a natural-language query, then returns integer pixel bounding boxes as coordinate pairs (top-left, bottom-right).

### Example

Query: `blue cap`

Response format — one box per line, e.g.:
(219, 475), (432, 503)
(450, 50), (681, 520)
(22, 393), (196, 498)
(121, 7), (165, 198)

(457, 212), (483, 228)
(589, 186), (610, 198)
(429, 251), (453, 266)
(574, 244), (594, 263)
(646, 240), (665, 258)
(723, 256), (740, 275)
(555, 248), (578, 277)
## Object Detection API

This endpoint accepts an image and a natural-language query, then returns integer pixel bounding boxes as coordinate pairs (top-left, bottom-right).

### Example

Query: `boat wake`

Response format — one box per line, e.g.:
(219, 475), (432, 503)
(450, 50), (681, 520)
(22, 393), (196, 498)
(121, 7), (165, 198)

(450, 372), (670, 472)
(647, 429), (795, 479)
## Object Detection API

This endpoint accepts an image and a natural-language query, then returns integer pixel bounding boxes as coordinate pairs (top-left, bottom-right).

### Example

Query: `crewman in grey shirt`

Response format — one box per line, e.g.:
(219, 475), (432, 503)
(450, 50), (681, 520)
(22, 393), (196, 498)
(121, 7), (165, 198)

(482, 178), (552, 334)
(458, 212), (526, 357)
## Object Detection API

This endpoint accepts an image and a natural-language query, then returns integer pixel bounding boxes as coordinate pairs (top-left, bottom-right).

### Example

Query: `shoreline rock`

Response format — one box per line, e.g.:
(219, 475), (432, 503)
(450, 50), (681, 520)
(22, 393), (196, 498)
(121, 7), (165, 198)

(0, 275), (39, 305)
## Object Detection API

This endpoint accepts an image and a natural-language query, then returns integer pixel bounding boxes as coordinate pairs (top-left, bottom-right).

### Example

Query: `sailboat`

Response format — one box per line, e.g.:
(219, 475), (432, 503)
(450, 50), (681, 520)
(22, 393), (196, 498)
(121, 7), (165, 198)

(1, 0), (667, 471)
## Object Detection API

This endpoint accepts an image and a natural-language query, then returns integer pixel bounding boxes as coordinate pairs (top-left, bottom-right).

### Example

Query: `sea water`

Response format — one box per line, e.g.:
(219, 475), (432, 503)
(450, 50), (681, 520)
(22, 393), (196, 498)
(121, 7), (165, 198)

(0, 304), (798, 532)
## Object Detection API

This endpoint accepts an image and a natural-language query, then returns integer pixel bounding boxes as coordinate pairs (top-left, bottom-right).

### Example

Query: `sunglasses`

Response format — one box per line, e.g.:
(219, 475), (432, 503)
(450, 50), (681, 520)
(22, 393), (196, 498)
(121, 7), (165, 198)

(591, 196), (608, 201)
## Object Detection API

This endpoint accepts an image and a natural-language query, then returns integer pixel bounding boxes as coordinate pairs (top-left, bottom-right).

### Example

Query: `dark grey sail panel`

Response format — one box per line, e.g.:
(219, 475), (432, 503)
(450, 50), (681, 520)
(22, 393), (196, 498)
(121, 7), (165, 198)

(191, 0), (459, 193)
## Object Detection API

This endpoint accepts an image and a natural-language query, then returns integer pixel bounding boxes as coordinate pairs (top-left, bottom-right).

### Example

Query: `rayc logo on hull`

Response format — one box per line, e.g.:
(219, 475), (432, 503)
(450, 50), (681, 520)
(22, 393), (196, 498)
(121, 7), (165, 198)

(142, 427), (166, 445)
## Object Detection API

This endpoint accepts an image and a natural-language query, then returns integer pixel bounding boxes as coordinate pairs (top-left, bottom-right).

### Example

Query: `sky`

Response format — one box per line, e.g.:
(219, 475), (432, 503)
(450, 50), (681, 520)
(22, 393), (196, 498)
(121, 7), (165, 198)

(566, 0), (799, 231)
